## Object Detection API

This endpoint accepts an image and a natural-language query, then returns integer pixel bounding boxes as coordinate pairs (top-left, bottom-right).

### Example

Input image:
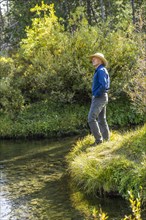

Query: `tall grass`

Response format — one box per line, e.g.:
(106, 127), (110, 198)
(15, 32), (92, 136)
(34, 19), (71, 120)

(67, 124), (146, 201)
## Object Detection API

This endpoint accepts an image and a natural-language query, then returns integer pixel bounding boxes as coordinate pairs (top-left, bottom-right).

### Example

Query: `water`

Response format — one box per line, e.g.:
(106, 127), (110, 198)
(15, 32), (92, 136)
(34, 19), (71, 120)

(0, 137), (83, 220)
(0, 138), (145, 220)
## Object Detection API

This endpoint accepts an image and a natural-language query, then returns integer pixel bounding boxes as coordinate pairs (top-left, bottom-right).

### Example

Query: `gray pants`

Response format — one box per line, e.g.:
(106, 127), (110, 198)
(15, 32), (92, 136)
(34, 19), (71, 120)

(88, 93), (110, 143)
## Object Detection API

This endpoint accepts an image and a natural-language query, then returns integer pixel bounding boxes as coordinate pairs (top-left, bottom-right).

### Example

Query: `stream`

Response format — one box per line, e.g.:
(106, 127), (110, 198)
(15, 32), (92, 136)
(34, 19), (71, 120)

(0, 137), (143, 220)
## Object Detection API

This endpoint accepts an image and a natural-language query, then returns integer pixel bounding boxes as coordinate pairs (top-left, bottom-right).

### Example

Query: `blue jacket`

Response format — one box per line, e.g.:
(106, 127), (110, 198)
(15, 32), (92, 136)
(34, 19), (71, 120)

(92, 64), (110, 97)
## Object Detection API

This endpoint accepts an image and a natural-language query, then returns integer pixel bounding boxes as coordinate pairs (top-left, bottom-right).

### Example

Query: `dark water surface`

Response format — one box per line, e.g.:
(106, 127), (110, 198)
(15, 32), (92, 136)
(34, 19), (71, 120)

(0, 137), (145, 220)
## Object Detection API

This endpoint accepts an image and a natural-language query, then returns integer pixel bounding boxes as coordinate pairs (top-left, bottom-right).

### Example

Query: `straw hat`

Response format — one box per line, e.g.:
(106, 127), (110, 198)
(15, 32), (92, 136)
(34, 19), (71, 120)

(89, 52), (108, 66)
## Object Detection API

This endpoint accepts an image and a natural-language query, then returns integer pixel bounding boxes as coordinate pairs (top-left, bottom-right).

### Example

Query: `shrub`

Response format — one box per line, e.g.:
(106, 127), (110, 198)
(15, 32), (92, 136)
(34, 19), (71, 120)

(0, 56), (24, 114)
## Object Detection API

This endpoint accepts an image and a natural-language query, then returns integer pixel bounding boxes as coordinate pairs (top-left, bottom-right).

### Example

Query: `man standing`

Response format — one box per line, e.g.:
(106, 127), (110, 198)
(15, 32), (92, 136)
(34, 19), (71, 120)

(88, 52), (110, 146)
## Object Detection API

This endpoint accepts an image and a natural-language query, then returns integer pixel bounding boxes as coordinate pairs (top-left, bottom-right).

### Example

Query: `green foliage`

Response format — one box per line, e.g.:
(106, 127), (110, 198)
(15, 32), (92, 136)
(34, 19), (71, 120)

(18, 3), (71, 103)
(18, 3), (145, 107)
(0, 97), (144, 139)
(3, 0), (145, 46)
(67, 124), (146, 202)
(0, 101), (88, 139)
(0, 56), (24, 114)
(107, 99), (145, 127)
(21, 3), (65, 58)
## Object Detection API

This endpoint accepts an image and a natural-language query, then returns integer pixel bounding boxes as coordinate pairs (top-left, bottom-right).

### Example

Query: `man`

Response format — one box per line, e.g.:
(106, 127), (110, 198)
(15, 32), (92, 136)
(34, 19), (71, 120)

(88, 52), (110, 146)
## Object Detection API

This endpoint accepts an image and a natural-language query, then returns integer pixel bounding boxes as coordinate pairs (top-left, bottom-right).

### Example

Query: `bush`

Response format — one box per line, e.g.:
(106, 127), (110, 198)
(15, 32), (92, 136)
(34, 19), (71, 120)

(107, 98), (145, 127)
(0, 56), (24, 114)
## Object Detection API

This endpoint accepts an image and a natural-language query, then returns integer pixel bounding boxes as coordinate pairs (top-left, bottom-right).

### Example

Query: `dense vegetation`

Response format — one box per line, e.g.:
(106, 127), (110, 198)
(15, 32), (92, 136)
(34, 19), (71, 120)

(0, 2), (145, 139)
(0, 101), (89, 138)
(1, 0), (145, 46)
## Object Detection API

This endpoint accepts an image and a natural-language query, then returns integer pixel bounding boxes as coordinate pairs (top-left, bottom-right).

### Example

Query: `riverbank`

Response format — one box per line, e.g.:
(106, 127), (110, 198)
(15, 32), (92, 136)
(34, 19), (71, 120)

(0, 101), (89, 139)
(0, 100), (145, 139)
(66, 124), (146, 218)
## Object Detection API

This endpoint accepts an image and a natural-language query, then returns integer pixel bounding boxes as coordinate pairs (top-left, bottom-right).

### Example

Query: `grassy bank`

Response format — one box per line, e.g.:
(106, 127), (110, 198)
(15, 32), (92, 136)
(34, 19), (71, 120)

(0, 99), (145, 139)
(66, 124), (146, 204)
(0, 101), (89, 139)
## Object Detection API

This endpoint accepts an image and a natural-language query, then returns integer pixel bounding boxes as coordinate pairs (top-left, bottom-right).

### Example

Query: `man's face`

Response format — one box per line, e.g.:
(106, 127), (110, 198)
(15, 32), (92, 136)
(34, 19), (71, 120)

(92, 57), (102, 68)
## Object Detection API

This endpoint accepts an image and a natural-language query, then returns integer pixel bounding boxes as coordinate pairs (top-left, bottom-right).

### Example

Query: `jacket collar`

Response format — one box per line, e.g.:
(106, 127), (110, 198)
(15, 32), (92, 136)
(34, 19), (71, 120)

(95, 64), (104, 71)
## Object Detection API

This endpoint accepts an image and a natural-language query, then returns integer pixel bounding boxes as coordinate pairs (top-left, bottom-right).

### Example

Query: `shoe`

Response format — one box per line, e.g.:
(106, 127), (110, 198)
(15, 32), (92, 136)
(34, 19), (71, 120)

(90, 140), (103, 147)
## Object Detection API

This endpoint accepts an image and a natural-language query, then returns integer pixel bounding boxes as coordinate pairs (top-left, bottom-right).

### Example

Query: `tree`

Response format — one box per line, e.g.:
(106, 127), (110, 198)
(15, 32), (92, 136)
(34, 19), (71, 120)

(0, 0), (9, 49)
(0, 4), (4, 46)
(0, 0), (145, 47)
(131, 0), (136, 24)
(100, 0), (105, 21)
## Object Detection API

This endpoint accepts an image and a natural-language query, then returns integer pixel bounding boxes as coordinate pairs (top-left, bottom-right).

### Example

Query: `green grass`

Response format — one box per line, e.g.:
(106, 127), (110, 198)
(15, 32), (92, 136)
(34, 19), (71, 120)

(0, 98), (145, 139)
(66, 124), (146, 202)
(0, 101), (89, 139)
